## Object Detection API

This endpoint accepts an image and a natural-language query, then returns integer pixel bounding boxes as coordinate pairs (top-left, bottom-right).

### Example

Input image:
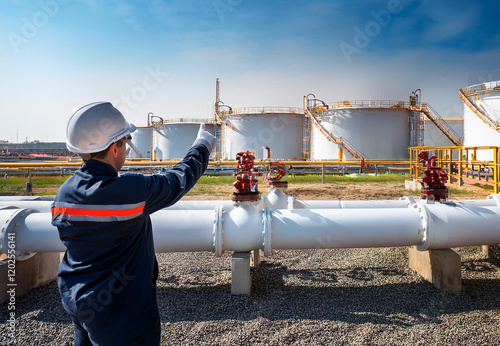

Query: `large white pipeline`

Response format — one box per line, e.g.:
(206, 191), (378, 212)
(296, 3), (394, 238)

(1, 194), (500, 261)
(1, 189), (498, 213)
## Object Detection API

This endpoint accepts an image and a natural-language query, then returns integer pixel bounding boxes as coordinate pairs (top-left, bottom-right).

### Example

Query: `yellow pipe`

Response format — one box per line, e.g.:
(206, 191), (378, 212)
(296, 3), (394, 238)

(0, 159), (412, 169)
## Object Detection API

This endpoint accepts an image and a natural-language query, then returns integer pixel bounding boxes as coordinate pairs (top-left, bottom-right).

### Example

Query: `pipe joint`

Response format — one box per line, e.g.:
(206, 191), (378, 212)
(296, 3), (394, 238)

(0, 207), (38, 261)
(487, 194), (500, 206)
(213, 205), (224, 257)
(262, 207), (272, 256)
(401, 196), (417, 207)
(415, 200), (432, 251)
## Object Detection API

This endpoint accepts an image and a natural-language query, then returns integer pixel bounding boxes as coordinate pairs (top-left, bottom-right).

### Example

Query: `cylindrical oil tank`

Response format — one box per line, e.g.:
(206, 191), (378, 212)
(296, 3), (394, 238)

(463, 80), (500, 160)
(127, 126), (152, 159)
(223, 109), (304, 159)
(424, 118), (464, 147)
(153, 122), (216, 160)
(311, 106), (411, 160)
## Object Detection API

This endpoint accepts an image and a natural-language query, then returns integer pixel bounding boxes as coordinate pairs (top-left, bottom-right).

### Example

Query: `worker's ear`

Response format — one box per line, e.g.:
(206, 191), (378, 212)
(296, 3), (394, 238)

(111, 143), (119, 157)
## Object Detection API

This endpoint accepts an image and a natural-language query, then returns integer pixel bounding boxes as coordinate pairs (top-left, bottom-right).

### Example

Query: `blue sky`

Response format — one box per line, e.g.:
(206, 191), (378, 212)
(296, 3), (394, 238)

(1, 0), (499, 142)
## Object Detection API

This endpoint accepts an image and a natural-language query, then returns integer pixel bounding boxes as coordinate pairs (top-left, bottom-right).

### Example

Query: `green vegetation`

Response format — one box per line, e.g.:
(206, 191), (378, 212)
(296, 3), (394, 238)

(473, 183), (494, 191)
(285, 173), (410, 184)
(0, 173), (488, 199)
(199, 173), (410, 184)
(448, 187), (481, 196)
(196, 175), (236, 185)
(0, 175), (70, 196)
(403, 186), (487, 198)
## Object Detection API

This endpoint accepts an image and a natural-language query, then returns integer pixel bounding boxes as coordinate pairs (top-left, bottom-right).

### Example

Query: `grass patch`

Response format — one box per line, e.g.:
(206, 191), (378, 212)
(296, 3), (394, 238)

(448, 187), (480, 196)
(197, 173), (410, 185)
(285, 173), (410, 184)
(0, 173), (413, 196)
(0, 175), (70, 196)
(405, 187), (487, 198)
(196, 175), (236, 185)
(473, 183), (494, 191)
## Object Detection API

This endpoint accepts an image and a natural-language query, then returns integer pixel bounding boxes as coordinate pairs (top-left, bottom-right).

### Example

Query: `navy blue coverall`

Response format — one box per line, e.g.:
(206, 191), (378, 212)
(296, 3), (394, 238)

(51, 144), (209, 345)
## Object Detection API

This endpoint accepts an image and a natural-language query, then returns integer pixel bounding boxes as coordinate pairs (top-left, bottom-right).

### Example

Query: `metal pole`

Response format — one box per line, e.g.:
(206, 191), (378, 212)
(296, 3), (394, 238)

(25, 169), (32, 193)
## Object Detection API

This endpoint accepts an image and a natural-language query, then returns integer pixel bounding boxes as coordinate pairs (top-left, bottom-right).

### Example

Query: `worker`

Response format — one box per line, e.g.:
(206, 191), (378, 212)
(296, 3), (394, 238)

(51, 102), (217, 345)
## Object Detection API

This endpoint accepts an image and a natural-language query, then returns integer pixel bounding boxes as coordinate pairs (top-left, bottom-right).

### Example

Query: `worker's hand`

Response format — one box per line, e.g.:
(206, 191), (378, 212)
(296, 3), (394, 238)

(193, 123), (217, 153)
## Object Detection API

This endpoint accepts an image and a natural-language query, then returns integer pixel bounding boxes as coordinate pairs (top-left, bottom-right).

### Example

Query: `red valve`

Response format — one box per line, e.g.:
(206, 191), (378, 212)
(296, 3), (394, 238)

(264, 161), (288, 189)
(232, 151), (262, 202)
(418, 150), (448, 202)
(265, 162), (286, 183)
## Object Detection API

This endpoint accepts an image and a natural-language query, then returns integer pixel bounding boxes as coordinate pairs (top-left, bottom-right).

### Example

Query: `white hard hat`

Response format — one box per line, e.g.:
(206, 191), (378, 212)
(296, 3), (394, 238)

(66, 102), (136, 154)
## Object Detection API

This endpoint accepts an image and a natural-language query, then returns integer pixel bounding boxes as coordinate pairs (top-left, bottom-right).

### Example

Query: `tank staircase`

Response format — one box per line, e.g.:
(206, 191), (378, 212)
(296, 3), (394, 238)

(415, 103), (463, 146)
(213, 117), (222, 159)
(127, 142), (143, 158)
(302, 115), (311, 160)
(304, 108), (366, 159)
(459, 88), (500, 131)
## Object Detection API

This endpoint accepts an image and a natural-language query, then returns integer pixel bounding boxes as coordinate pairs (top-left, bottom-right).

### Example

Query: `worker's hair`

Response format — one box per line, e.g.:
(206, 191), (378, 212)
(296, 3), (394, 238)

(88, 136), (126, 160)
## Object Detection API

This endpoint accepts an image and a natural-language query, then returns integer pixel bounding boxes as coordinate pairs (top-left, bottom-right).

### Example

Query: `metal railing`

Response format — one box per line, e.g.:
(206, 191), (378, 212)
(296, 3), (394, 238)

(155, 118), (216, 124)
(462, 81), (500, 96)
(459, 89), (500, 130)
(328, 100), (410, 109)
(305, 109), (366, 159)
(410, 145), (500, 194)
(419, 103), (463, 145)
(227, 107), (304, 115)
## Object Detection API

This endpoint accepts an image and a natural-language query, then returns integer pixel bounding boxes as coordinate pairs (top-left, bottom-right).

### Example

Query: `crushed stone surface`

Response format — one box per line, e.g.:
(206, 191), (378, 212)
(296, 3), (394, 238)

(1, 247), (500, 345)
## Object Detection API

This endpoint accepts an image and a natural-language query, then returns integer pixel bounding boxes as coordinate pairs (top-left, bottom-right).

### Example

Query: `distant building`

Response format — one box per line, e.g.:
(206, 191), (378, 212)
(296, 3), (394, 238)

(0, 141), (73, 157)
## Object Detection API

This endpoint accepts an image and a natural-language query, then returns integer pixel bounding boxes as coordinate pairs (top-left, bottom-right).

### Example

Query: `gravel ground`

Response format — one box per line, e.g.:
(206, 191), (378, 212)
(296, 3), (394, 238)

(1, 246), (500, 345)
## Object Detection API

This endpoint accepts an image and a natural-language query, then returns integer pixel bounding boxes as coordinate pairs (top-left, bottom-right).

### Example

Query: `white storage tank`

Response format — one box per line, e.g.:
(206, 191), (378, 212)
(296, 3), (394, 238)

(152, 121), (216, 160)
(463, 80), (500, 160)
(310, 102), (411, 160)
(222, 108), (304, 159)
(127, 126), (151, 159)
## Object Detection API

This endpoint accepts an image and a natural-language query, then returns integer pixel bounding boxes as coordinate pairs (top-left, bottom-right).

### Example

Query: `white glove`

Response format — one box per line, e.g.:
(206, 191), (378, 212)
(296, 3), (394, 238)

(193, 123), (217, 153)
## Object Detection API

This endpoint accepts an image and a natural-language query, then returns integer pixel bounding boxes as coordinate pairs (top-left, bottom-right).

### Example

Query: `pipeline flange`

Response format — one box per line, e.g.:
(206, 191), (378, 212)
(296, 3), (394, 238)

(401, 196), (417, 207)
(213, 205), (224, 257)
(262, 207), (272, 256)
(0, 207), (37, 261)
(231, 192), (261, 202)
(414, 201), (432, 251)
(487, 194), (500, 207)
(267, 181), (288, 190)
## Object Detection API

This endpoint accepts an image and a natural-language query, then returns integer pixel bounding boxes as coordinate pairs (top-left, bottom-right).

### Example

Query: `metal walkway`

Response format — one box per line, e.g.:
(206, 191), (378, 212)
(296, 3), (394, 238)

(304, 108), (366, 159)
(416, 102), (463, 146)
(459, 86), (500, 131)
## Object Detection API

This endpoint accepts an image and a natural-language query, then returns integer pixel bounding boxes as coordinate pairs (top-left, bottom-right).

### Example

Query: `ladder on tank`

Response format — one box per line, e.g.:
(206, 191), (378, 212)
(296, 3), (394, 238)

(302, 115), (311, 160)
(459, 88), (500, 131)
(409, 111), (424, 147)
(213, 109), (237, 160)
(415, 103), (463, 146)
(304, 108), (366, 160)
(213, 118), (222, 159)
